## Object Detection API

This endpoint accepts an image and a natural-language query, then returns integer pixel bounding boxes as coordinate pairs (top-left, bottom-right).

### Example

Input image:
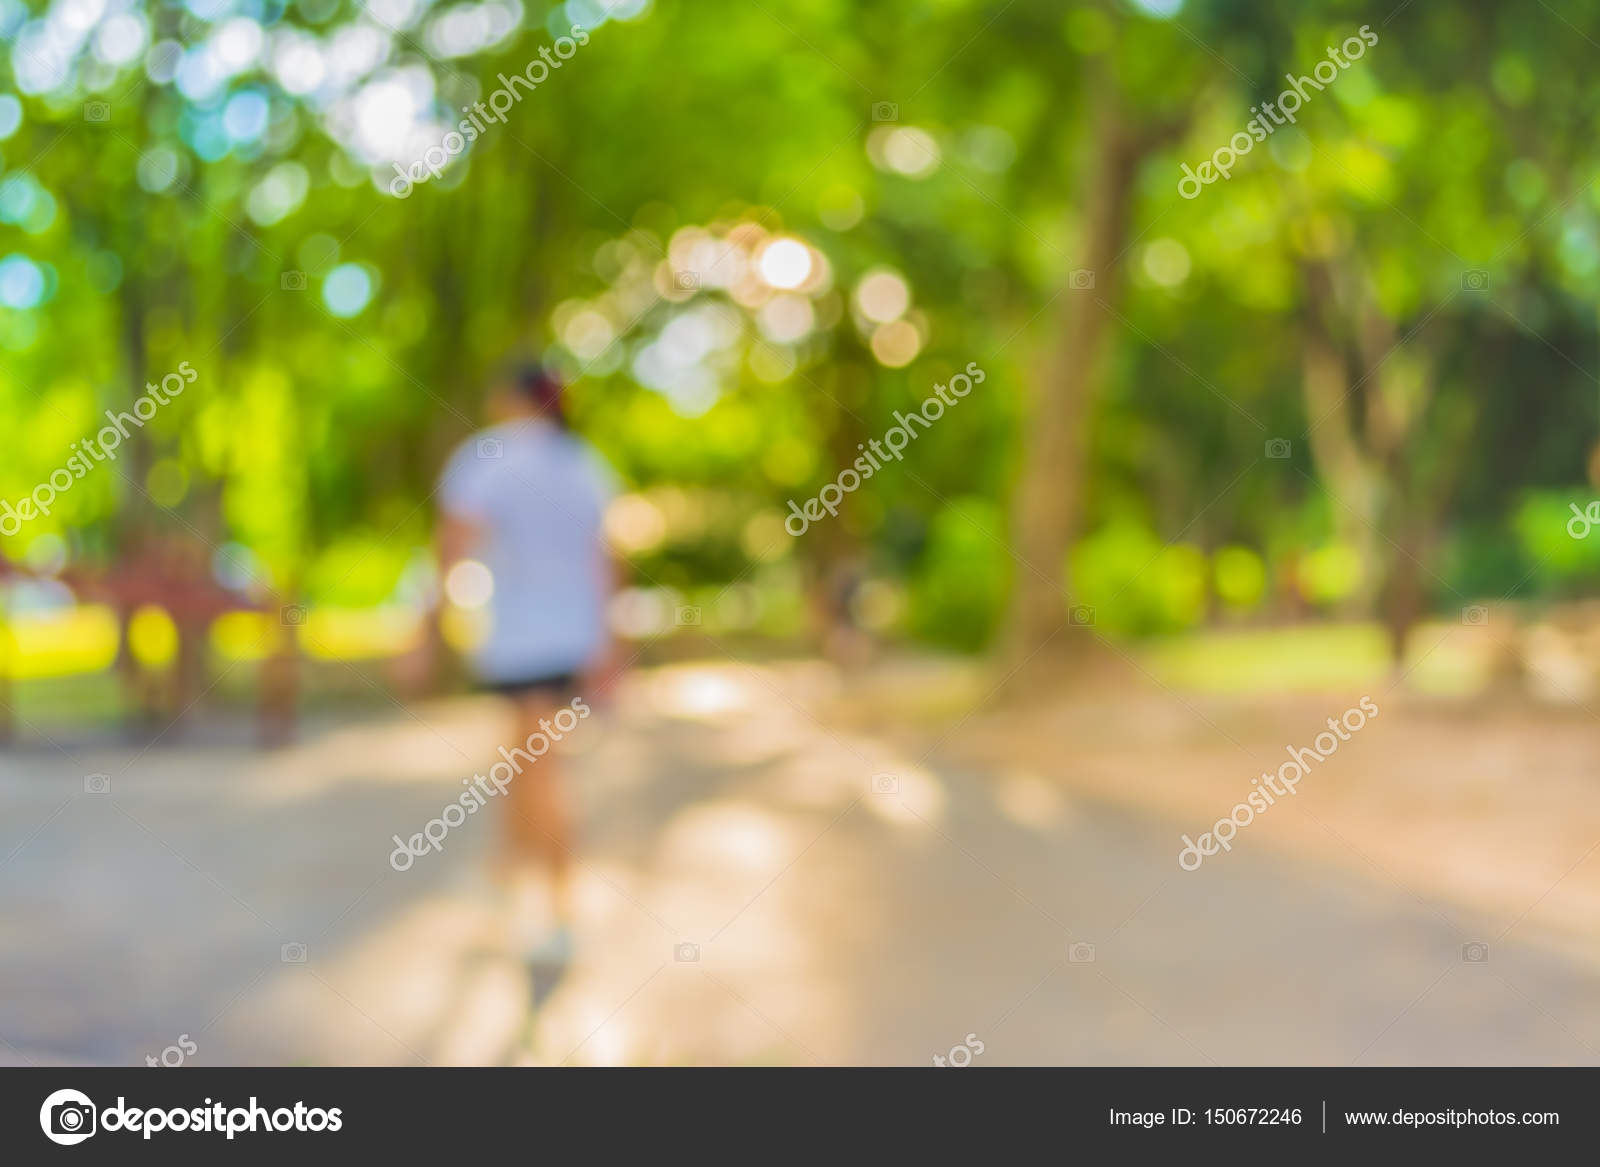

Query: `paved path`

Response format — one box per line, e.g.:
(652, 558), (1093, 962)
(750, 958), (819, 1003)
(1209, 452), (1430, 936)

(3, 662), (1598, 1065)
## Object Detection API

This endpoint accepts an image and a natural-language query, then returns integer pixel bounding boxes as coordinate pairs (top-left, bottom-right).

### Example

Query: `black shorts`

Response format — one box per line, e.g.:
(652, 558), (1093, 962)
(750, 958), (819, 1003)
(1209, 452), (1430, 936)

(482, 672), (580, 702)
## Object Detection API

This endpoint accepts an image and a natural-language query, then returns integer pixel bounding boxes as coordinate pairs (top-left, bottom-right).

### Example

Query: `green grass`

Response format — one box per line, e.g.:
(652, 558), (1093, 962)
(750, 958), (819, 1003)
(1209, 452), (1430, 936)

(1139, 621), (1487, 695)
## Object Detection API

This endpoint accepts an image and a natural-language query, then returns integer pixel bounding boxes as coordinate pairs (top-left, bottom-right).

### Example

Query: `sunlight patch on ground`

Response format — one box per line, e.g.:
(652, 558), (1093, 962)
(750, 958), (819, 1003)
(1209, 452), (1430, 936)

(241, 698), (503, 803)
(229, 896), (496, 1065)
(572, 859), (666, 930)
(536, 981), (633, 1067)
(862, 762), (946, 829)
(992, 769), (1070, 831)
(432, 961), (527, 1065)
(704, 714), (809, 766)
(642, 665), (756, 720)
(763, 748), (874, 810)
(1526, 622), (1595, 702)
(658, 800), (803, 874)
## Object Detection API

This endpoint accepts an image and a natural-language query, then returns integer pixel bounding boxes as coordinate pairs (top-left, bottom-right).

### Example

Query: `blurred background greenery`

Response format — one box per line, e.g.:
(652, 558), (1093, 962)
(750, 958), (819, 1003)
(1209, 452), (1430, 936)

(2, 0), (1599, 721)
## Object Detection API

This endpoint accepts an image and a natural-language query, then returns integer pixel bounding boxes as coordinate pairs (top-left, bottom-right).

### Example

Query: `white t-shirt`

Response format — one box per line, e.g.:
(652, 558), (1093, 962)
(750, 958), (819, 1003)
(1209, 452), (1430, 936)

(437, 418), (615, 682)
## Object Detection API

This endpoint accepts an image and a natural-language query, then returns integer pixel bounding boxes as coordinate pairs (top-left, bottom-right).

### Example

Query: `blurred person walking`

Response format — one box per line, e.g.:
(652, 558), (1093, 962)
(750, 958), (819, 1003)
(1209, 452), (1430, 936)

(430, 362), (619, 963)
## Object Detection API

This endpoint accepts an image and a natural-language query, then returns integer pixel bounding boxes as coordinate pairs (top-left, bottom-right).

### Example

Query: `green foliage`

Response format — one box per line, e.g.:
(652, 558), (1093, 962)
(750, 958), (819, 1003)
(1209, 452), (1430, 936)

(1072, 518), (1209, 636)
(1, 0), (1597, 654)
(906, 498), (1010, 650)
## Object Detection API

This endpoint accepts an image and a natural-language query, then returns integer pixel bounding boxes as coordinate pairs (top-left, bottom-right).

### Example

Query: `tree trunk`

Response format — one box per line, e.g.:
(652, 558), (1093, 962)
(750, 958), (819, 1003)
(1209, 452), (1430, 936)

(1003, 99), (1146, 675)
(1378, 520), (1426, 664)
(1298, 260), (1475, 669)
(1298, 264), (1382, 617)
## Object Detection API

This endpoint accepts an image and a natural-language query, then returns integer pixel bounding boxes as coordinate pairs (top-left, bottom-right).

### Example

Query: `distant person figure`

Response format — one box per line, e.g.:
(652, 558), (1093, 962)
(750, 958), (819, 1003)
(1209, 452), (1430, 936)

(434, 362), (618, 962)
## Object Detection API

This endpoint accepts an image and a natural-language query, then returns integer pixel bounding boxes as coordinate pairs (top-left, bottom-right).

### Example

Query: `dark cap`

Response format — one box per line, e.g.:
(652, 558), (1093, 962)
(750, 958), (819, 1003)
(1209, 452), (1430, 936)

(501, 361), (566, 424)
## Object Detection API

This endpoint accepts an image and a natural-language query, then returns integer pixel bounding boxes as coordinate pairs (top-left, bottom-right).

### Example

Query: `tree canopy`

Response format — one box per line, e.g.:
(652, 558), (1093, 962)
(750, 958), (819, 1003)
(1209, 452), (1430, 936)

(2, 0), (1597, 661)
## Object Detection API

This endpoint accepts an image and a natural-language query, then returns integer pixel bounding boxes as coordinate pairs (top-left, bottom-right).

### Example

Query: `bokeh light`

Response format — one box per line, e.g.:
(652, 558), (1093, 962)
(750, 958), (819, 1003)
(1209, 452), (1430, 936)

(137, 146), (181, 193)
(869, 126), (941, 178)
(854, 269), (910, 323)
(246, 161), (310, 225)
(0, 94), (21, 139)
(222, 89), (270, 143)
(757, 238), (813, 289)
(757, 294), (815, 343)
(322, 263), (375, 317)
(93, 11), (147, 65)
(1142, 238), (1192, 287)
(444, 559), (495, 608)
(146, 459), (190, 509)
(869, 319), (921, 367)
(0, 254), (46, 309)
(817, 185), (863, 231)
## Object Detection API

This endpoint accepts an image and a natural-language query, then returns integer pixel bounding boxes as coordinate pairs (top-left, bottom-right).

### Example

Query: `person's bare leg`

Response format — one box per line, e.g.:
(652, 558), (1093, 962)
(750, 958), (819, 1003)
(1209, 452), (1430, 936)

(502, 693), (575, 927)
